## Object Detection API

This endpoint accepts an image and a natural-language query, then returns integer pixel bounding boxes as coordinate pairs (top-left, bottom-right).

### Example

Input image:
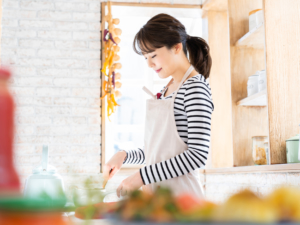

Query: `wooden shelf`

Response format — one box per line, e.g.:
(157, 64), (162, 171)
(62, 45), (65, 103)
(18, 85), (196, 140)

(235, 22), (265, 49)
(237, 89), (267, 106)
(206, 0), (299, 167)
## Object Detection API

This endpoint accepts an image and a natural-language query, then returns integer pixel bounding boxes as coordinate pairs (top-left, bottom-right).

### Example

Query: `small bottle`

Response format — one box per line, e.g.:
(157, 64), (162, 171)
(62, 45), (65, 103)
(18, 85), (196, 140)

(0, 67), (20, 195)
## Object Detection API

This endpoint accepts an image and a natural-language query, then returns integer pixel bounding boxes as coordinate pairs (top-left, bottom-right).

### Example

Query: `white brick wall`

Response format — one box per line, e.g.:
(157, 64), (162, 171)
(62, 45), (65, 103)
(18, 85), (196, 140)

(1, 0), (103, 190)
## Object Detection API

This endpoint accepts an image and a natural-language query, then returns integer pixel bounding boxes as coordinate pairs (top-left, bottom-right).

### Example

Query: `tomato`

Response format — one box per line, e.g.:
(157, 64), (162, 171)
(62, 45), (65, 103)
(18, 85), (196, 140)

(175, 193), (206, 212)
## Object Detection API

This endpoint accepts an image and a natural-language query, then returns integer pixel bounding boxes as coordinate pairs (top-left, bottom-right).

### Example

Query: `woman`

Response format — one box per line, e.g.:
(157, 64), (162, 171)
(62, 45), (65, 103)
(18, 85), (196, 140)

(103, 13), (213, 199)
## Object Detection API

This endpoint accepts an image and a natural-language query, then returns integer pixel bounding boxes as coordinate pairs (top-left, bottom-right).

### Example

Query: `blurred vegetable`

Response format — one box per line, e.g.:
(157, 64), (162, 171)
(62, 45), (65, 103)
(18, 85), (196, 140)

(75, 202), (118, 220)
(117, 188), (177, 222)
(73, 185), (300, 223)
(266, 186), (300, 222)
(213, 189), (277, 223)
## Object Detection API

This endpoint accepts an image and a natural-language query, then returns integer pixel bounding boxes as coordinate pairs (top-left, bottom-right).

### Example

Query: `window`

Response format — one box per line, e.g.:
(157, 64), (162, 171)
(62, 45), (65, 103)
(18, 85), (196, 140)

(103, 4), (202, 168)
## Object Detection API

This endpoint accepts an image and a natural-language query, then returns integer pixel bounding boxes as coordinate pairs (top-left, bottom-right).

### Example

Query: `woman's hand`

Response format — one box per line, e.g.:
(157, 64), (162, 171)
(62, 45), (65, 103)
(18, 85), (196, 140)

(103, 150), (127, 186)
(116, 171), (144, 197)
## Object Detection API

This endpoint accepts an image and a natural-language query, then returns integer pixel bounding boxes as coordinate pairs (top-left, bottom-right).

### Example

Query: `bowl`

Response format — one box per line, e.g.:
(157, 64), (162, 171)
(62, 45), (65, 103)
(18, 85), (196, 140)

(73, 185), (107, 207)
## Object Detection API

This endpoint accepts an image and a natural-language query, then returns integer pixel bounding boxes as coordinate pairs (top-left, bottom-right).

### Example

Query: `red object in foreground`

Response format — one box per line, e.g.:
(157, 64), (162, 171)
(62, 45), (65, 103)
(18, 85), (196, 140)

(0, 67), (20, 194)
(156, 93), (162, 99)
(0, 211), (68, 225)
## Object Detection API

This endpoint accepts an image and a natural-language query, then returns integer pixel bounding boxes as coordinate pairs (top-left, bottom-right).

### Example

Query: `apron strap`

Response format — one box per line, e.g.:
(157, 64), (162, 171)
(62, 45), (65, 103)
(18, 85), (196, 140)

(142, 86), (156, 100)
(172, 65), (195, 100)
(159, 77), (175, 97)
(142, 65), (194, 100)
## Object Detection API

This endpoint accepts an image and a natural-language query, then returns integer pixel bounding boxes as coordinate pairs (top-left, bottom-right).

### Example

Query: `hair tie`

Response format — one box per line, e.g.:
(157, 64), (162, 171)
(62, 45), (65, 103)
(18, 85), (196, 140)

(186, 35), (191, 41)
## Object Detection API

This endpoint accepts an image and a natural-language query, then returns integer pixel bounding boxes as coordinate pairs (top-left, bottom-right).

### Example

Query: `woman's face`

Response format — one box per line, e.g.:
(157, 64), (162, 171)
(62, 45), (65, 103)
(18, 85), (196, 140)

(143, 45), (181, 79)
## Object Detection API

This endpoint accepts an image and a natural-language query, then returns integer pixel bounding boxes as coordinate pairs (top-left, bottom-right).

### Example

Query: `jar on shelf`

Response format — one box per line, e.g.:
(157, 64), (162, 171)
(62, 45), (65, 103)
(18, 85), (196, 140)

(258, 70), (267, 92)
(286, 134), (300, 163)
(252, 136), (268, 165)
(249, 9), (263, 31)
(247, 73), (259, 96)
(264, 141), (270, 165)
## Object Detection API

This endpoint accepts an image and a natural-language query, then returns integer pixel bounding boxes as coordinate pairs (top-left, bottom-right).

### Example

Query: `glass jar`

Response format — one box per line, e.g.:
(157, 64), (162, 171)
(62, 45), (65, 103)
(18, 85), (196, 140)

(252, 136), (268, 165)
(264, 141), (270, 165)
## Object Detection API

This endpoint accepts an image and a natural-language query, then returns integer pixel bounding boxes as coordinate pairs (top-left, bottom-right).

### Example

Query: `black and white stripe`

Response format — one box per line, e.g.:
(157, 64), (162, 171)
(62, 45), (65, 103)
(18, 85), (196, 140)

(123, 74), (214, 185)
(123, 148), (145, 164)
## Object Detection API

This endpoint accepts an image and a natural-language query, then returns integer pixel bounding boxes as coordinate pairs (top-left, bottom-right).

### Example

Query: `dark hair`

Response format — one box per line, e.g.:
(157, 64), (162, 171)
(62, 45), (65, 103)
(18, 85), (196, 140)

(133, 13), (212, 79)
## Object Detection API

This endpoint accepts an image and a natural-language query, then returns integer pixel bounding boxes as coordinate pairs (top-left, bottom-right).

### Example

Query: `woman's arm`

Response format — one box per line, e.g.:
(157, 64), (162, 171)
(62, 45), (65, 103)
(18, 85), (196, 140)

(139, 79), (213, 185)
(122, 148), (146, 165)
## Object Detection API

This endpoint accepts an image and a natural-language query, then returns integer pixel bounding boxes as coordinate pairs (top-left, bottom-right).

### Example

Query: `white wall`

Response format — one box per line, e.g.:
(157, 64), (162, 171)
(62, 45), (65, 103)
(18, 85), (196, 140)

(1, 0), (102, 189)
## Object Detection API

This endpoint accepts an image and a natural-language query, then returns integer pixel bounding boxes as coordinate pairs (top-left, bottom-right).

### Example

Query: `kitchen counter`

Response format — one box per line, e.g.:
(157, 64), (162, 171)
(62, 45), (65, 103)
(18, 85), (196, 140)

(203, 163), (300, 174)
(67, 213), (300, 225)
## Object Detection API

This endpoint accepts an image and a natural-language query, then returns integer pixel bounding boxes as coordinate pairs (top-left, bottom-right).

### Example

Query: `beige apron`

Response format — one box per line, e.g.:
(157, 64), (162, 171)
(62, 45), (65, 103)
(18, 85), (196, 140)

(141, 65), (205, 199)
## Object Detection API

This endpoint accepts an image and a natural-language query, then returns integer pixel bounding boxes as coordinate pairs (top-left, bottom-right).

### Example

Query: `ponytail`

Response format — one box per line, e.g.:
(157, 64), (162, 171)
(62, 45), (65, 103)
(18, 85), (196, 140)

(186, 36), (212, 79)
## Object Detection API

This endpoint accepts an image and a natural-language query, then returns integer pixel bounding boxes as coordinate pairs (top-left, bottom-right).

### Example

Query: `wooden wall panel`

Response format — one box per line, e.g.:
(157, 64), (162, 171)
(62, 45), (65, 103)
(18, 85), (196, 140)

(228, 0), (268, 166)
(207, 11), (233, 168)
(264, 0), (300, 164)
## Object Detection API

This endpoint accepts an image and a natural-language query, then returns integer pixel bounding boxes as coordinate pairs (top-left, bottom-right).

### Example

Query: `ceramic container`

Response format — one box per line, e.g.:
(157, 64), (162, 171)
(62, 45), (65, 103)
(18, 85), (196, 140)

(258, 70), (267, 92)
(247, 74), (259, 96)
(286, 134), (300, 163)
(24, 146), (65, 203)
(249, 9), (263, 31)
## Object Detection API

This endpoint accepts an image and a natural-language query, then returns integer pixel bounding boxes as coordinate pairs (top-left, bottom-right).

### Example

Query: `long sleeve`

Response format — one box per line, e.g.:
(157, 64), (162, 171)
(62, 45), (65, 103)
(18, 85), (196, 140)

(139, 77), (213, 185)
(122, 148), (146, 165)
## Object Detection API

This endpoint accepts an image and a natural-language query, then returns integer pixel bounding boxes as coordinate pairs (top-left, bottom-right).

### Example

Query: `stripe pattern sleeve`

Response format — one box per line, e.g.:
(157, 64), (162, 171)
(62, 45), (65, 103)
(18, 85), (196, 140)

(139, 76), (213, 185)
(122, 148), (146, 165)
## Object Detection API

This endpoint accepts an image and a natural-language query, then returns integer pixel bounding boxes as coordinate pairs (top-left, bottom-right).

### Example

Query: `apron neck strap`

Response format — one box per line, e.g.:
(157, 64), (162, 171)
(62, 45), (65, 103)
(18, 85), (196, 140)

(142, 86), (156, 99)
(172, 65), (194, 100)
(160, 77), (175, 96)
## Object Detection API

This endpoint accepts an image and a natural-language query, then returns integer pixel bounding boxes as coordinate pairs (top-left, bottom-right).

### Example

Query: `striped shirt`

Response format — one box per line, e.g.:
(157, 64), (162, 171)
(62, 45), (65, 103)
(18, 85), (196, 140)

(123, 74), (214, 185)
